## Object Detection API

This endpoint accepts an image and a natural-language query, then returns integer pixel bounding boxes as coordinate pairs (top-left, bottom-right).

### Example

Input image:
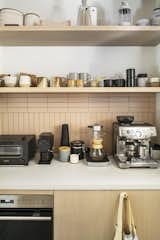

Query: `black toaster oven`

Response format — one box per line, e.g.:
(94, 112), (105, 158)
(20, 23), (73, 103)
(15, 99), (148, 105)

(0, 135), (36, 165)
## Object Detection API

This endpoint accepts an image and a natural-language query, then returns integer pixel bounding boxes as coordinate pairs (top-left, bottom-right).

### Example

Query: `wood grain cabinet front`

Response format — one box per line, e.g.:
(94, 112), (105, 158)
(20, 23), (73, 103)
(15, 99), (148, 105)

(54, 190), (160, 240)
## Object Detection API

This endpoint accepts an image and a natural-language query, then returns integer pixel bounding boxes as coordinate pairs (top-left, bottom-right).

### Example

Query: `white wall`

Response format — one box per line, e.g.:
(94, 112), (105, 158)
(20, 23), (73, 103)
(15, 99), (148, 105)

(2, 46), (156, 77)
(0, 0), (155, 25)
(0, 0), (157, 77)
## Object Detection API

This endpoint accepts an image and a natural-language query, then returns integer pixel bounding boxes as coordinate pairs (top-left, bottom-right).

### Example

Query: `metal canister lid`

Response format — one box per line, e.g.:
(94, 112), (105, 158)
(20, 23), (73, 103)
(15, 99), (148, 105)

(71, 140), (84, 147)
(59, 146), (70, 152)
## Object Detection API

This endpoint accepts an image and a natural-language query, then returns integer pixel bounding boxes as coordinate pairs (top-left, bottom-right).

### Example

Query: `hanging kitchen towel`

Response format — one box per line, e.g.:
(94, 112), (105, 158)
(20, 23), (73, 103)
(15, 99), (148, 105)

(129, 199), (139, 240)
(113, 192), (128, 240)
(113, 192), (139, 240)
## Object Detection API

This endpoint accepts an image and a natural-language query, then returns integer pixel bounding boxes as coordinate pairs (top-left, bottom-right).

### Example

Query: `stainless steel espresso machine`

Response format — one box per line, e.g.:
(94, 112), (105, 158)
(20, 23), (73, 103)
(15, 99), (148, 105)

(113, 116), (159, 169)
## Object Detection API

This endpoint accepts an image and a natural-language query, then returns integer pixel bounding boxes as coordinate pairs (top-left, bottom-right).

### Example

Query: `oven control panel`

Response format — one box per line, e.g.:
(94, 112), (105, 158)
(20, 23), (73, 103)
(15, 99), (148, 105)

(0, 195), (53, 208)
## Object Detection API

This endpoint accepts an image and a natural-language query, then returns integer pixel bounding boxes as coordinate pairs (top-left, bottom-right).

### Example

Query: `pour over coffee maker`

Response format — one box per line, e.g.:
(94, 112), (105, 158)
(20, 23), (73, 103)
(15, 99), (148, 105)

(85, 123), (109, 166)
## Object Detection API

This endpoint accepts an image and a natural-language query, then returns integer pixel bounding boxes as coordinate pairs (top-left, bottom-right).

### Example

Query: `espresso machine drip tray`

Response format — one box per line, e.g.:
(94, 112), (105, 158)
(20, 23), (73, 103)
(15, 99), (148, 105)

(115, 156), (159, 169)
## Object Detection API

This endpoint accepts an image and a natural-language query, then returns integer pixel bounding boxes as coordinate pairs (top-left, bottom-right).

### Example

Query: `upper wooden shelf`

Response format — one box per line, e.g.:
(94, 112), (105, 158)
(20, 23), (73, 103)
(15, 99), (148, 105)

(0, 26), (160, 46)
(0, 87), (160, 94)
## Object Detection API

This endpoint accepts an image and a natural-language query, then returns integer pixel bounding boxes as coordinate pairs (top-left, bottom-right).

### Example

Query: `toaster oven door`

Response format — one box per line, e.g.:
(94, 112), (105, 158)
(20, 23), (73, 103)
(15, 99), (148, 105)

(0, 145), (24, 165)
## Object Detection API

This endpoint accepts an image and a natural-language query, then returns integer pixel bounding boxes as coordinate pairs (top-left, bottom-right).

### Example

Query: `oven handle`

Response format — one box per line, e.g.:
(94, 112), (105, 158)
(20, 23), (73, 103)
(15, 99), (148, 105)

(0, 216), (52, 221)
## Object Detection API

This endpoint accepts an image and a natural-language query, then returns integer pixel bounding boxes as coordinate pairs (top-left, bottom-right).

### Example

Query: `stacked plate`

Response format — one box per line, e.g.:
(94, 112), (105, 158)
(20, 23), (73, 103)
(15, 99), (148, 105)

(0, 8), (23, 26)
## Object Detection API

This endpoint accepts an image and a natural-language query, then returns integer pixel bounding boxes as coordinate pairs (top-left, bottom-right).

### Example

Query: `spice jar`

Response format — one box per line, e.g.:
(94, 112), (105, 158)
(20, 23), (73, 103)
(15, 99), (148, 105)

(90, 77), (97, 87)
(51, 77), (62, 87)
(68, 79), (76, 87)
(37, 77), (48, 88)
(76, 79), (84, 87)
(67, 73), (79, 87)
(79, 73), (90, 87)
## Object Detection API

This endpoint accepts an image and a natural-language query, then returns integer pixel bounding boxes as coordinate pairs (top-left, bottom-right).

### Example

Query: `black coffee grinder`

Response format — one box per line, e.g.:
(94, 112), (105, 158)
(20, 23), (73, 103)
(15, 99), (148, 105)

(38, 132), (54, 164)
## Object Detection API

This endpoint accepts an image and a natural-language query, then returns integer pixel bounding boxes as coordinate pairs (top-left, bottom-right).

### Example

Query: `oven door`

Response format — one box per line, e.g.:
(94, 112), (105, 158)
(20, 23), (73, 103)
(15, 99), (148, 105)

(0, 208), (53, 240)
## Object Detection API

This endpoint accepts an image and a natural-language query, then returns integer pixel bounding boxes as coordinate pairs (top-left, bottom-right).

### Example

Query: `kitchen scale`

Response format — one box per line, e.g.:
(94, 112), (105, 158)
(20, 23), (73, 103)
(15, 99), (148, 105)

(85, 151), (110, 167)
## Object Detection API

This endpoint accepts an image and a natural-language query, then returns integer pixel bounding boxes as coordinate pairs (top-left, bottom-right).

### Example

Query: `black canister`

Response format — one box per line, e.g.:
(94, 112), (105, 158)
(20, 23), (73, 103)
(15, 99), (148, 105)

(126, 69), (136, 87)
(60, 124), (70, 147)
(71, 140), (85, 160)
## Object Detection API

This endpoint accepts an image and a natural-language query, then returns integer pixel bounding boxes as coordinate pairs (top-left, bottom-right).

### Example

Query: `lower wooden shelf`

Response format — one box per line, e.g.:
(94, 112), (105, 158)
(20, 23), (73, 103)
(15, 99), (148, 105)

(0, 87), (160, 94)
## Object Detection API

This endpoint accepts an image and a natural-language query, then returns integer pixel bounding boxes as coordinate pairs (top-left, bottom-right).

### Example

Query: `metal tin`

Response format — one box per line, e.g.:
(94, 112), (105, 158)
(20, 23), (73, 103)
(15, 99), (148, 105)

(71, 140), (85, 160)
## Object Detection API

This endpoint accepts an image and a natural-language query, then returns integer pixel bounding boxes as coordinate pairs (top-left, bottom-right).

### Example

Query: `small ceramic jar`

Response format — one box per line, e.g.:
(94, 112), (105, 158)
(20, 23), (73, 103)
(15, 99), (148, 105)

(4, 75), (17, 87)
(19, 75), (31, 87)
(148, 77), (160, 87)
(24, 13), (41, 26)
(70, 154), (79, 164)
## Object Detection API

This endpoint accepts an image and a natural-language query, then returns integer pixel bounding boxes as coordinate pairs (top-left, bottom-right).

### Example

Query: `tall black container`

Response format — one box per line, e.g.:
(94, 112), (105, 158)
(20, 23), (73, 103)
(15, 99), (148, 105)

(60, 124), (70, 146)
(126, 68), (136, 87)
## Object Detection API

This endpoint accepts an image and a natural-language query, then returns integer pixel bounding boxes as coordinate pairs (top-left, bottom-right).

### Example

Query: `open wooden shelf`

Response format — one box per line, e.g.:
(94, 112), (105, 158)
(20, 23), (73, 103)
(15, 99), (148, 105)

(0, 26), (160, 46)
(0, 87), (160, 94)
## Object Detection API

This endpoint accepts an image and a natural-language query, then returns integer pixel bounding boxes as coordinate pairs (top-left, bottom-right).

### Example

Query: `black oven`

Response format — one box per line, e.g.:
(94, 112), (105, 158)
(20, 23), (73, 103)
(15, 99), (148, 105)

(0, 195), (53, 240)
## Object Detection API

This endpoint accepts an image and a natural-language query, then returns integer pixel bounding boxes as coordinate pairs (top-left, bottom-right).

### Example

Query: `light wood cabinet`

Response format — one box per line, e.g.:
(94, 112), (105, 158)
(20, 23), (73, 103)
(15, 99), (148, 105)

(54, 190), (160, 240)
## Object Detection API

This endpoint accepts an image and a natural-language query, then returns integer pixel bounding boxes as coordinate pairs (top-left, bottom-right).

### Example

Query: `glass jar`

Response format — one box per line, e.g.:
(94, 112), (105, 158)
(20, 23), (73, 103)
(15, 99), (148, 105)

(79, 73), (90, 87)
(137, 74), (148, 87)
(119, 1), (132, 26)
(67, 73), (79, 87)
(90, 77), (97, 87)
(76, 79), (84, 87)
(19, 75), (31, 88)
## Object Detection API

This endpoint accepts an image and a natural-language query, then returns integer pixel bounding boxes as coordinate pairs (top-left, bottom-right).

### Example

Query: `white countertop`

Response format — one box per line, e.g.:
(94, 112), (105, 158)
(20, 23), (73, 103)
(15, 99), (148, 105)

(0, 158), (160, 190)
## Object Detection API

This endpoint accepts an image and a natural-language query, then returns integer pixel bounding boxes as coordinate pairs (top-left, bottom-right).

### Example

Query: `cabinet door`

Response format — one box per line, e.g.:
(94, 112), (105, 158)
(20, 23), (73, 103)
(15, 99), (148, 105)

(54, 190), (160, 240)
(54, 191), (115, 240)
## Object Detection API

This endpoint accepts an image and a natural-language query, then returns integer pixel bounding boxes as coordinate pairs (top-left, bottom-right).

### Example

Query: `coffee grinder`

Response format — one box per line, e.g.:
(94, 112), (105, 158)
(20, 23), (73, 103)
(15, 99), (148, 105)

(85, 124), (109, 166)
(38, 132), (54, 164)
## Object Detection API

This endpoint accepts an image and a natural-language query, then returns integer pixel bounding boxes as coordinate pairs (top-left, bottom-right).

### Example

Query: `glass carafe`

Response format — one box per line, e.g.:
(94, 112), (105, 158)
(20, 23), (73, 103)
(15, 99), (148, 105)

(88, 124), (105, 161)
